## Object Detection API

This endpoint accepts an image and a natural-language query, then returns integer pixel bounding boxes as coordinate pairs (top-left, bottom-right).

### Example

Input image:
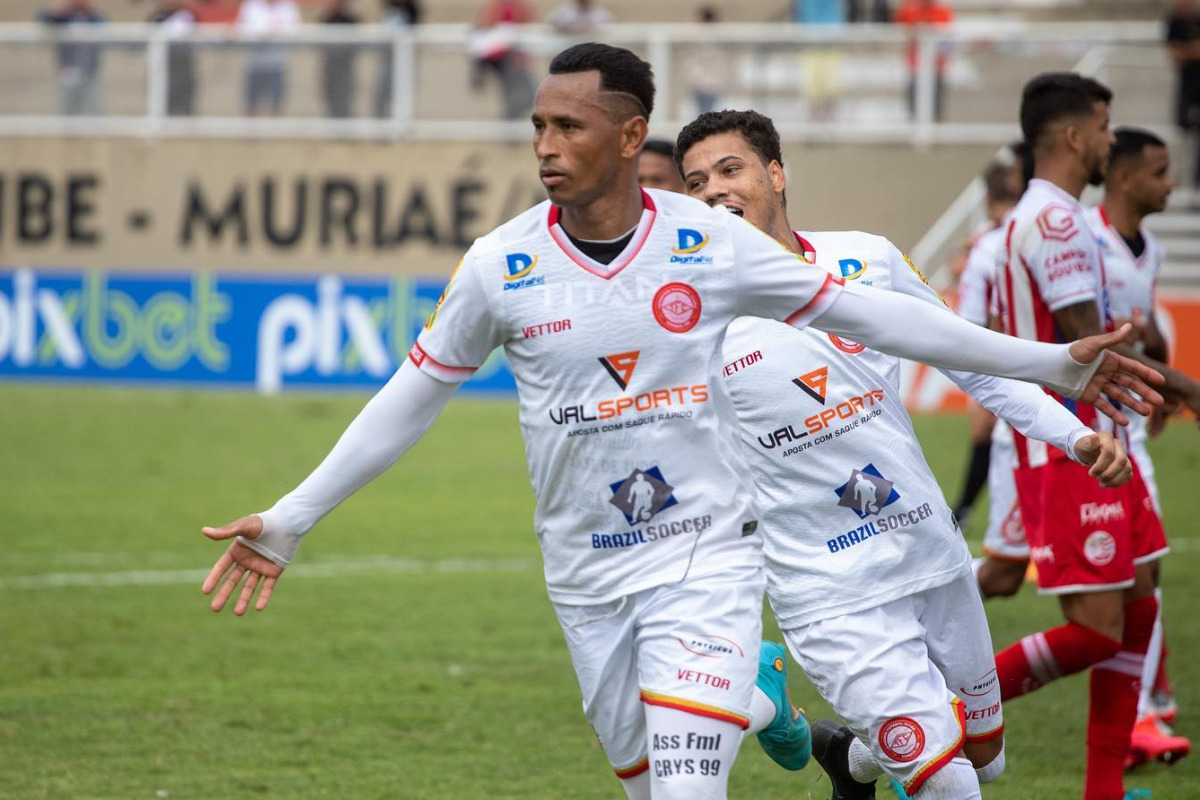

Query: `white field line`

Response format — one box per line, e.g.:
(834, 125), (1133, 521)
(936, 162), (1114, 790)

(0, 556), (539, 591)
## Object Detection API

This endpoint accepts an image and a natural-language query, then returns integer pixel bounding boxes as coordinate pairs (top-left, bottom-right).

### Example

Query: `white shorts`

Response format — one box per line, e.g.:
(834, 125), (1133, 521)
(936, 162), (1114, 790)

(554, 565), (764, 779)
(982, 423), (1029, 562)
(783, 572), (1003, 796)
(1128, 416), (1161, 515)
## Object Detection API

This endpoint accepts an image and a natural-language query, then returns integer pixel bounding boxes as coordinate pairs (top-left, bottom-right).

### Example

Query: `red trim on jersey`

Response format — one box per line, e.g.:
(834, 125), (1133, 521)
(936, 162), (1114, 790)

(784, 273), (844, 328)
(546, 190), (658, 281)
(407, 341), (477, 375)
(614, 757), (650, 780)
(1098, 203), (1151, 271)
(792, 231), (817, 263)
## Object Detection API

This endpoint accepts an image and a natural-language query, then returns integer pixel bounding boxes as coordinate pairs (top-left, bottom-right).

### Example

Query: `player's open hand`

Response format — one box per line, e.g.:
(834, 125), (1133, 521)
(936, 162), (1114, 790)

(1072, 432), (1132, 488)
(201, 515), (284, 615)
(1067, 324), (1164, 426)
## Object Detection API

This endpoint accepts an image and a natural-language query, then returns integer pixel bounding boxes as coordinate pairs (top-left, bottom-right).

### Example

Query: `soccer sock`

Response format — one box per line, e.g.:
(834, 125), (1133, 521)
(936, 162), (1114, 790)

(914, 757), (982, 799)
(954, 441), (991, 520)
(1085, 595), (1158, 800)
(744, 685), (777, 736)
(1136, 588), (1164, 717)
(618, 770), (651, 800)
(644, 704), (742, 800)
(995, 622), (1121, 700)
(848, 737), (885, 782)
(1154, 636), (1171, 697)
(974, 746), (1005, 784)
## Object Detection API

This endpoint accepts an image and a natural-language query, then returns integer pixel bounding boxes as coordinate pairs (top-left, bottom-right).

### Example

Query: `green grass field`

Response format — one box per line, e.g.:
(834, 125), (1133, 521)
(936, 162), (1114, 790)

(2, 384), (1197, 800)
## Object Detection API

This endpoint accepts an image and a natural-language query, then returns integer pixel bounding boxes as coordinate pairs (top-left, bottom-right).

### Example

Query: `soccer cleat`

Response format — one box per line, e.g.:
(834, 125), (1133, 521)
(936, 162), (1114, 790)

(755, 641), (811, 771)
(1128, 714), (1190, 768)
(1149, 689), (1177, 727)
(811, 718), (877, 800)
(888, 777), (911, 799)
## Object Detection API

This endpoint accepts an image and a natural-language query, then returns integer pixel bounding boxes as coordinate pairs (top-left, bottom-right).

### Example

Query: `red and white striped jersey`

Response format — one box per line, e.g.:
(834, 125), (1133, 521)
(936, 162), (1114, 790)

(1001, 179), (1111, 469)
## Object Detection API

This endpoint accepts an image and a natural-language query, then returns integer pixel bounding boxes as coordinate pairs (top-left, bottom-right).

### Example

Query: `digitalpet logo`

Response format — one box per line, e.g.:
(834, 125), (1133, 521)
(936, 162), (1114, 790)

(599, 351), (640, 390)
(838, 258), (867, 280)
(670, 229), (713, 264)
(505, 253), (538, 280)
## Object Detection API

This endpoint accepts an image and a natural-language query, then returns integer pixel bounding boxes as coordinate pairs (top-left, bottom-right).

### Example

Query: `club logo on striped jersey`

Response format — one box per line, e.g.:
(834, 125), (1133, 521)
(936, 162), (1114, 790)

(599, 351), (640, 390)
(1036, 204), (1079, 242)
(792, 366), (828, 404)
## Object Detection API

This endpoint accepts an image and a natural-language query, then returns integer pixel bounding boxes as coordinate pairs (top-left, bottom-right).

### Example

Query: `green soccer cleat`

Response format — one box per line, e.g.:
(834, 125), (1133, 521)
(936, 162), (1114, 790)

(755, 641), (811, 771)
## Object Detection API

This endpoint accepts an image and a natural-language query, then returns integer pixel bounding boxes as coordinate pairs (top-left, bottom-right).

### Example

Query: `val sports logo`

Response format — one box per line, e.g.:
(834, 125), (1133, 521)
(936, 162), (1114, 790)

(838, 259), (867, 280)
(503, 253), (545, 291)
(792, 366), (828, 404)
(670, 229), (713, 264)
(599, 350), (640, 390)
(609, 467), (678, 524)
(834, 463), (901, 520)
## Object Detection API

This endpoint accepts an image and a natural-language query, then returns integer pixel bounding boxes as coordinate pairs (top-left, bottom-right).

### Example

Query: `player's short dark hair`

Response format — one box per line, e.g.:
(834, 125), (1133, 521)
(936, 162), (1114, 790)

(674, 110), (784, 174)
(1020, 72), (1112, 148)
(983, 160), (1019, 206)
(1110, 127), (1167, 170)
(642, 138), (675, 159)
(548, 42), (655, 120)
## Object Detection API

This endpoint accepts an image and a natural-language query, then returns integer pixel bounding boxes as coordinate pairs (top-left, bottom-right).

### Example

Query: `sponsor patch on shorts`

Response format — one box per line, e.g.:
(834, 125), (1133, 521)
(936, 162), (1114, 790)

(879, 716), (926, 763)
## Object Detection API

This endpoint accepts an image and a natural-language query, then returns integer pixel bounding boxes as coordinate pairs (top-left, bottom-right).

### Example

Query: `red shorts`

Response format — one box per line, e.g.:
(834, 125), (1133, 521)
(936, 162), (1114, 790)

(1014, 458), (1167, 595)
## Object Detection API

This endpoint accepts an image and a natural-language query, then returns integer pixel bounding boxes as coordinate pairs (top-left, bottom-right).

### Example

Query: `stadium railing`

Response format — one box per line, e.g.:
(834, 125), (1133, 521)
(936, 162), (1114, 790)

(0, 21), (1170, 146)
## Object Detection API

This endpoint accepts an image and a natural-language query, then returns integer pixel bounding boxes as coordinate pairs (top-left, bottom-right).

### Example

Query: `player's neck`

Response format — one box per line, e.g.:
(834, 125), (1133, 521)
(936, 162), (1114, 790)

(1034, 161), (1086, 200)
(557, 182), (646, 241)
(770, 215), (799, 254)
(1103, 196), (1143, 240)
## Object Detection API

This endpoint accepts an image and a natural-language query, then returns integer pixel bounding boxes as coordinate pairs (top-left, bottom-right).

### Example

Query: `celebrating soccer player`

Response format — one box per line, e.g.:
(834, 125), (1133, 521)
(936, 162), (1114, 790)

(200, 46), (1163, 800)
(674, 109), (1132, 800)
(991, 74), (1200, 800)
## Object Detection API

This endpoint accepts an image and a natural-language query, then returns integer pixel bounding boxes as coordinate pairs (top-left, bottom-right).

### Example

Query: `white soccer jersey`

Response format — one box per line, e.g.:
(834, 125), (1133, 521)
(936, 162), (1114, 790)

(957, 224), (1005, 327)
(1001, 179), (1110, 469)
(724, 231), (1015, 630)
(412, 189), (842, 605)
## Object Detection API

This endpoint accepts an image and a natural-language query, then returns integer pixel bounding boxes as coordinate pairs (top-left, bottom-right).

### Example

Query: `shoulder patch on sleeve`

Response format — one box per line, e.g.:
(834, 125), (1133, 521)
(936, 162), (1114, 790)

(1036, 203), (1081, 243)
(424, 257), (466, 331)
(902, 251), (949, 307)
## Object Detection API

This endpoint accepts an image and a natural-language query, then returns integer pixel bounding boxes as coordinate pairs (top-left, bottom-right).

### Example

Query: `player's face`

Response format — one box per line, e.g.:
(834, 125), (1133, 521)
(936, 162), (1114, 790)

(679, 132), (785, 233)
(1081, 101), (1114, 187)
(638, 151), (685, 193)
(1127, 145), (1173, 215)
(532, 71), (633, 207)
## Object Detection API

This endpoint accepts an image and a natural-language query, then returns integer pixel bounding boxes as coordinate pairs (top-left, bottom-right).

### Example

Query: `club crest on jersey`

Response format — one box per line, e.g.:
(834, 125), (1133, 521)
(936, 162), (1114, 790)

(834, 463), (901, 520)
(652, 282), (702, 333)
(609, 466), (678, 524)
(828, 333), (865, 354)
(503, 253), (545, 291)
(792, 367), (828, 405)
(671, 229), (713, 264)
(1036, 204), (1079, 242)
(599, 350), (640, 390)
(838, 258), (867, 280)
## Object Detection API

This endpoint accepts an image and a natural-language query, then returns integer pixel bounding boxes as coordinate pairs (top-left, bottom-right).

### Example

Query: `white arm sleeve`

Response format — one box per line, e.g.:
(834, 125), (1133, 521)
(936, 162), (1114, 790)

(943, 370), (1092, 462)
(241, 359), (457, 567)
(812, 281), (1102, 399)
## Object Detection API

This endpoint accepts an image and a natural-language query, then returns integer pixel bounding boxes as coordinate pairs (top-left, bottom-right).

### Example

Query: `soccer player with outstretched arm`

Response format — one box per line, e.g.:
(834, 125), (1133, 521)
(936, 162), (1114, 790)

(199, 46), (1162, 800)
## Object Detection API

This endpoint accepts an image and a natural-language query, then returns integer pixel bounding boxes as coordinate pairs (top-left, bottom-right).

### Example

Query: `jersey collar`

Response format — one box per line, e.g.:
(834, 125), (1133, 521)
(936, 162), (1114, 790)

(1098, 204), (1149, 267)
(546, 190), (658, 280)
(792, 231), (817, 264)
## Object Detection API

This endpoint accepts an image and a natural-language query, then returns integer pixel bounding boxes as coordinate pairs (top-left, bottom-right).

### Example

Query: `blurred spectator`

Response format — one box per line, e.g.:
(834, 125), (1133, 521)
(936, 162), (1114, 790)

(794, 1), (844, 122)
(638, 139), (685, 193)
(237, 0), (301, 116)
(38, 0), (106, 116)
(548, 0), (612, 35)
(320, 0), (360, 119)
(848, 0), (890, 23)
(374, 0), (421, 118)
(149, 0), (198, 116)
(896, 0), (953, 122)
(682, 6), (727, 115)
(1167, 0), (1200, 193)
(191, 0), (240, 24)
(470, 0), (536, 120)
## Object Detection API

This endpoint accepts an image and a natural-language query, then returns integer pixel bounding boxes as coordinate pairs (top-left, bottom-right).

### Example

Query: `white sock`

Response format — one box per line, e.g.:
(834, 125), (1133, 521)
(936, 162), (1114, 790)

(619, 770), (651, 800)
(1137, 587), (1164, 717)
(916, 756), (982, 799)
(744, 685), (777, 736)
(974, 746), (1005, 783)
(645, 704), (742, 800)
(848, 737), (885, 782)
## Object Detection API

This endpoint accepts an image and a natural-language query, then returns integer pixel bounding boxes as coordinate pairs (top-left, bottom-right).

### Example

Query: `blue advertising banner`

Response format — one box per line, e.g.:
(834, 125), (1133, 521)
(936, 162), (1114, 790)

(0, 268), (516, 394)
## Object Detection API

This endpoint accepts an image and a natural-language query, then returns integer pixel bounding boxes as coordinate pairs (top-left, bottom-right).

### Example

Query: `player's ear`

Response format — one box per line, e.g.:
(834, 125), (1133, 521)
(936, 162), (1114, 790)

(1062, 119), (1084, 157)
(769, 160), (787, 196)
(621, 116), (648, 160)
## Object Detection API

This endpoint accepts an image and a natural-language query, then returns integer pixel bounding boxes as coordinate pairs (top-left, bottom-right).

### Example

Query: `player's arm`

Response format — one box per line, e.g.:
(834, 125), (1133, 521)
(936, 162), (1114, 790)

(728, 216), (1163, 424)
(202, 248), (503, 615)
(1141, 310), (1169, 365)
(1053, 300), (1200, 419)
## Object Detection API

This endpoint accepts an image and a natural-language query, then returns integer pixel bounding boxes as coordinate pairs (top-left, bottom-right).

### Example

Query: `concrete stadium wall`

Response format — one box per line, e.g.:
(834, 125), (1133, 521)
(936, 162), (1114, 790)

(0, 136), (995, 276)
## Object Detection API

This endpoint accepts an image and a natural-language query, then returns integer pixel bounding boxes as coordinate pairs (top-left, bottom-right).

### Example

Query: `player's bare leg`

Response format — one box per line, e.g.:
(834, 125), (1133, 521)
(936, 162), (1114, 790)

(975, 557), (1028, 599)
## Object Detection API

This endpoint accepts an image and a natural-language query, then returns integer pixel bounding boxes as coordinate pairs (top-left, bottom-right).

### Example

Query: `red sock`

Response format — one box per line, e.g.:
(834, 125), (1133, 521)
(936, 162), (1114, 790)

(996, 621), (1121, 701)
(1085, 595), (1159, 800)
